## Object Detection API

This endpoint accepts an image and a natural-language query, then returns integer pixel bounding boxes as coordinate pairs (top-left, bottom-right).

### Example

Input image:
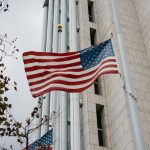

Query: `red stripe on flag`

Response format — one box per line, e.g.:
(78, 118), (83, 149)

(29, 64), (118, 87)
(32, 70), (119, 98)
(26, 59), (117, 79)
(23, 47), (119, 98)
(30, 65), (118, 92)
(24, 53), (80, 64)
(27, 68), (84, 79)
(25, 62), (82, 72)
(23, 51), (78, 57)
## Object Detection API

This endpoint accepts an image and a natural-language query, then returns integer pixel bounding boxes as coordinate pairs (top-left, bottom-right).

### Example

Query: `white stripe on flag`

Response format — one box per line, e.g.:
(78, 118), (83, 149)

(23, 52), (79, 60)
(31, 67), (118, 95)
(29, 61), (117, 89)
(24, 58), (81, 68)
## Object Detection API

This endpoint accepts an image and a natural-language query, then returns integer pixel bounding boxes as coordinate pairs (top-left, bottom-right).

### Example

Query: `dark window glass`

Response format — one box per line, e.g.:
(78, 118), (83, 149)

(94, 83), (99, 94)
(90, 28), (96, 45)
(94, 79), (100, 95)
(98, 129), (104, 146)
(96, 105), (104, 146)
(88, 0), (94, 22)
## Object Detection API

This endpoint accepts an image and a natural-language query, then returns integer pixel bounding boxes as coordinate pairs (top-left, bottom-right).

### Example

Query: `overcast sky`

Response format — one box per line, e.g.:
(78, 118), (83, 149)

(0, 0), (44, 149)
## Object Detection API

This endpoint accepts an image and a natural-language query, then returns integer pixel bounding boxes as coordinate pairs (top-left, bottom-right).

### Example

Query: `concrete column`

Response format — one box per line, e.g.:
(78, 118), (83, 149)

(50, 0), (60, 149)
(69, 0), (81, 150)
(37, 2), (48, 137)
(42, 0), (54, 135)
(60, 0), (68, 149)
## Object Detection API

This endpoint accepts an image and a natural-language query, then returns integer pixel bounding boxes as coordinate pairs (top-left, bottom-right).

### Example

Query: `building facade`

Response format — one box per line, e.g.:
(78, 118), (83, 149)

(79, 0), (150, 149)
(39, 0), (150, 150)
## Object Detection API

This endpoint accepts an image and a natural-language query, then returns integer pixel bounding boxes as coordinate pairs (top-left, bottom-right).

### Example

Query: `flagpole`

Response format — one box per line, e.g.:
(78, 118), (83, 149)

(69, 0), (81, 150)
(111, 0), (146, 149)
(37, 1), (48, 138)
(60, 0), (68, 149)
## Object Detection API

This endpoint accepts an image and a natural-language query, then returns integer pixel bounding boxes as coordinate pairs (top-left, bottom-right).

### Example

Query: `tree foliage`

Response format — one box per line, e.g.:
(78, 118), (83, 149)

(0, 34), (18, 128)
(0, 3), (58, 149)
(0, 35), (59, 149)
(0, 34), (19, 149)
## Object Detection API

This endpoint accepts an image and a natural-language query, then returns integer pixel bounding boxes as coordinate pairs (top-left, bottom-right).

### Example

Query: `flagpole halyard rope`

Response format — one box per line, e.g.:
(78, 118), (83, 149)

(123, 86), (137, 102)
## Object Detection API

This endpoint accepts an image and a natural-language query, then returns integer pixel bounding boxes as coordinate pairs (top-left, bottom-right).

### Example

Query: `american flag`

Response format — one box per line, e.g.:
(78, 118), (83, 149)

(23, 130), (53, 150)
(23, 39), (119, 98)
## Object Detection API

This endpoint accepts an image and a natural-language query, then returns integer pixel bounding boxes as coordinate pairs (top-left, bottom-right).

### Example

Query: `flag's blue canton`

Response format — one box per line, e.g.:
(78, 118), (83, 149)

(80, 39), (115, 70)
(28, 130), (53, 150)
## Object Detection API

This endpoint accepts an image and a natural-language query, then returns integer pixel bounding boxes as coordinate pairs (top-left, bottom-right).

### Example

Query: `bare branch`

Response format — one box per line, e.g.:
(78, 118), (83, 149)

(0, 0), (9, 13)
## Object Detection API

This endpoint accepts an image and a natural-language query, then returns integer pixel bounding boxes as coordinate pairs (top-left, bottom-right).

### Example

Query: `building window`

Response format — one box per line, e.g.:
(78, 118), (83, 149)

(90, 28), (96, 45)
(67, 121), (71, 150)
(96, 104), (104, 146)
(90, 28), (101, 95)
(94, 78), (100, 95)
(88, 0), (94, 22)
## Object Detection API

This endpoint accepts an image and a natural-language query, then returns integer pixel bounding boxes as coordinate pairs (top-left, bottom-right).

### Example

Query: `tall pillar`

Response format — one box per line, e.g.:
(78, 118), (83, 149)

(60, 0), (68, 149)
(50, 0), (60, 149)
(37, 1), (48, 138)
(42, 0), (54, 135)
(69, 0), (81, 150)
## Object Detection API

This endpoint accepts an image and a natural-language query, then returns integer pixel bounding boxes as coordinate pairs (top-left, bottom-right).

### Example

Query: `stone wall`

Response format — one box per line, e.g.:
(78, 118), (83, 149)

(78, 0), (150, 149)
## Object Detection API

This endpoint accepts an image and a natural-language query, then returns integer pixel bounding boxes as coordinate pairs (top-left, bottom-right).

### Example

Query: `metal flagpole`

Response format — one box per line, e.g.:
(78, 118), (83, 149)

(111, 0), (146, 149)
(60, 0), (68, 149)
(51, 0), (60, 149)
(69, 0), (81, 150)
(37, 1), (48, 138)
(42, 0), (54, 135)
